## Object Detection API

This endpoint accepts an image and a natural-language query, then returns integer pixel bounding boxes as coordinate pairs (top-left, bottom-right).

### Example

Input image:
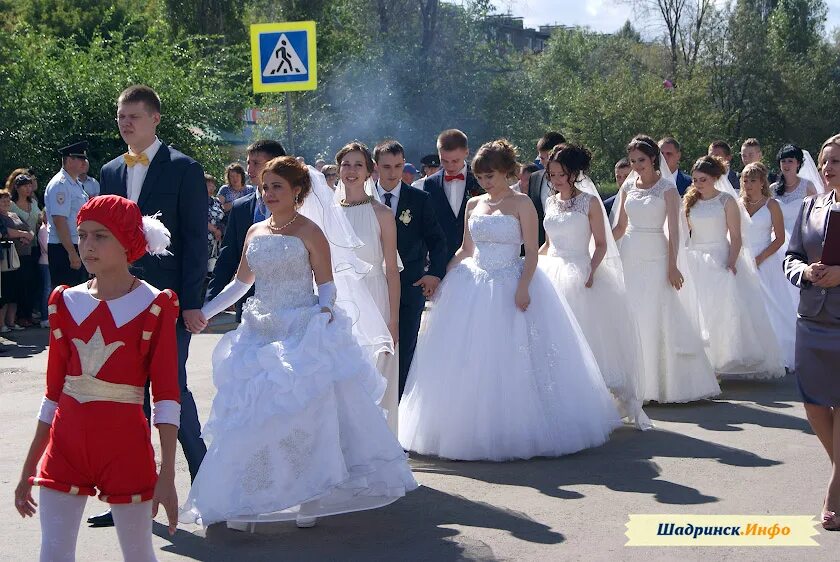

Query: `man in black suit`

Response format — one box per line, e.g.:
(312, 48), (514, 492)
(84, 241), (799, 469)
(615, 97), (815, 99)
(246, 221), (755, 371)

(94, 85), (207, 526)
(421, 129), (483, 261)
(658, 137), (692, 195)
(373, 139), (447, 396)
(526, 132), (566, 247)
(603, 158), (632, 216)
(709, 140), (740, 191)
(206, 140), (286, 317)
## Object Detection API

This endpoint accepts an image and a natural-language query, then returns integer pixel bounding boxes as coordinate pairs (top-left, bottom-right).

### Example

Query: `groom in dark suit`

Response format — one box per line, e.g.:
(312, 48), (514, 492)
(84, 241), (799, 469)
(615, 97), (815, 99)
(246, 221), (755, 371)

(526, 132), (566, 247)
(207, 140), (286, 316)
(373, 139), (447, 396)
(422, 129), (483, 261)
(94, 85), (207, 526)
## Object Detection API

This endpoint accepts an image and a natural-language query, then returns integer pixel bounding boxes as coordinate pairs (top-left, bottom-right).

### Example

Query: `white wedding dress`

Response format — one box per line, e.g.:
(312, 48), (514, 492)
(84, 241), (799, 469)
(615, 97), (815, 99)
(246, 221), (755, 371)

(180, 234), (416, 526)
(684, 192), (786, 379)
(740, 199), (797, 369)
(539, 193), (651, 429)
(398, 213), (620, 461)
(618, 178), (720, 402)
(774, 178), (815, 309)
(341, 202), (399, 434)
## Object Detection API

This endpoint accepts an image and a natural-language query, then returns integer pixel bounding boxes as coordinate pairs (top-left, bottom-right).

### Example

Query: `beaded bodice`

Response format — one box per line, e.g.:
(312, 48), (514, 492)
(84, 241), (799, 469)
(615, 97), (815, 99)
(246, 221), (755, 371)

(469, 214), (522, 272)
(245, 235), (316, 310)
(543, 193), (592, 259)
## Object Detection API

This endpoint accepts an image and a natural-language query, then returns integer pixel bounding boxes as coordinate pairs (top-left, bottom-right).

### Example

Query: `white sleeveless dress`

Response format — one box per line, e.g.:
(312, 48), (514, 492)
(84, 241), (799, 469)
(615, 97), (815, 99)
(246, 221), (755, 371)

(180, 234), (416, 526)
(740, 199), (797, 369)
(399, 213), (620, 461)
(341, 202), (400, 433)
(538, 193), (651, 429)
(684, 192), (785, 379)
(618, 178), (720, 402)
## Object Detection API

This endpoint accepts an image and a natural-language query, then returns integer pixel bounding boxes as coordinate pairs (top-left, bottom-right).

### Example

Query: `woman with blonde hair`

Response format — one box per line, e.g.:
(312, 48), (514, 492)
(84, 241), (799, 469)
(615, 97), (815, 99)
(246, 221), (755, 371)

(738, 162), (796, 369)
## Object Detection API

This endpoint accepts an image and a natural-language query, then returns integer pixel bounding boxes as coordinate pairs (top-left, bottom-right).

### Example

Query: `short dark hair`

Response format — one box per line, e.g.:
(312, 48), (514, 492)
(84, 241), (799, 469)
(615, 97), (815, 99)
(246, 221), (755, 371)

(614, 157), (631, 170)
(708, 140), (732, 157)
(536, 131), (566, 153)
(225, 163), (247, 186)
(373, 139), (405, 162)
(626, 135), (661, 171)
(521, 163), (540, 175)
(658, 137), (681, 152)
(204, 173), (217, 184)
(118, 85), (161, 114)
(437, 129), (468, 151)
(247, 140), (286, 159)
(336, 141), (375, 174)
(742, 138), (761, 149)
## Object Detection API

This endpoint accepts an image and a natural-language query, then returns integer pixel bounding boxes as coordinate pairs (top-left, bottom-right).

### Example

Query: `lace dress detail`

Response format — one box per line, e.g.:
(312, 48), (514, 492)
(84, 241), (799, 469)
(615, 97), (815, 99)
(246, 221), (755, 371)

(399, 213), (621, 460)
(774, 179), (810, 205)
(623, 177), (675, 200)
(180, 233), (416, 526)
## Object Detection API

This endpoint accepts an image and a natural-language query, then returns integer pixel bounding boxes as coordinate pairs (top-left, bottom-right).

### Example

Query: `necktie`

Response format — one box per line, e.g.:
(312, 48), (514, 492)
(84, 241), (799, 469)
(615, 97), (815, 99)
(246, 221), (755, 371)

(445, 173), (465, 182)
(383, 192), (393, 208)
(124, 152), (150, 167)
(254, 200), (268, 223)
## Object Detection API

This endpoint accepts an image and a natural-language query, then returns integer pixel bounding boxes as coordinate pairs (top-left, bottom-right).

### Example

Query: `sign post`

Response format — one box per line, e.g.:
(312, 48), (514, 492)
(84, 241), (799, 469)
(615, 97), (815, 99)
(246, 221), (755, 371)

(250, 21), (318, 153)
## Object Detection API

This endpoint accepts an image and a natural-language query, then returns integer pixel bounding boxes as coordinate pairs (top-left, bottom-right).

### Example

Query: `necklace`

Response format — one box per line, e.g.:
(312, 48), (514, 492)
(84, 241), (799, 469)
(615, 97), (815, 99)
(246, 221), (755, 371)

(486, 192), (513, 206)
(88, 275), (137, 299)
(268, 213), (298, 232)
(339, 195), (374, 207)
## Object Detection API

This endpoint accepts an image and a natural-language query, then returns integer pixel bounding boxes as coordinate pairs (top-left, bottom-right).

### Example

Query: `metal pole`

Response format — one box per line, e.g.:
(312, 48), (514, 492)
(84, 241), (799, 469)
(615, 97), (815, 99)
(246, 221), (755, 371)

(285, 92), (294, 154)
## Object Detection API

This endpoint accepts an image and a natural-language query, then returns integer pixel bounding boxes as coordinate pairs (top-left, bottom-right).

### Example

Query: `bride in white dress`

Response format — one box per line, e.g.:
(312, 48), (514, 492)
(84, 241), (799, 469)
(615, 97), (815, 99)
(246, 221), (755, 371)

(181, 157), (416, 529)
(772, 144), (820, 309)
(738, 162), (796, 369)
(682, 155), (785, 379)
(399, 140), (620, 461)
(612, 135), (720, 403)
(334, 141), (401, 433)
(537, 143), (651, 430)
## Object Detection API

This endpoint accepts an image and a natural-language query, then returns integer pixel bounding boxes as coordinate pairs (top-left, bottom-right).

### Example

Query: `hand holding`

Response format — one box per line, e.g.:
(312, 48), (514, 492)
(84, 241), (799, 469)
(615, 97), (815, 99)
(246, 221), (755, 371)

(182, 309), (207, 334)
(414, 275), (441, 299)
(814, 265), (840, 288)
(320, 307), (334, 322)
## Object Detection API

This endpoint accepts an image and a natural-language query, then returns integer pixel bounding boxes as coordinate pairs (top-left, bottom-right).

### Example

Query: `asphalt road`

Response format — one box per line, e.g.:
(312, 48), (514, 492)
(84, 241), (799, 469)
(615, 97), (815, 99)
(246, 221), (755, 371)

(1, 322), (838, 561)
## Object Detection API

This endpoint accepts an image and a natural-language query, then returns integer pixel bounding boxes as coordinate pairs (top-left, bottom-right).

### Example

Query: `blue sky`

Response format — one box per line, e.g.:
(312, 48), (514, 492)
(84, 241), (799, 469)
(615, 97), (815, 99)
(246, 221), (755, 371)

(491, 0), (840, 35)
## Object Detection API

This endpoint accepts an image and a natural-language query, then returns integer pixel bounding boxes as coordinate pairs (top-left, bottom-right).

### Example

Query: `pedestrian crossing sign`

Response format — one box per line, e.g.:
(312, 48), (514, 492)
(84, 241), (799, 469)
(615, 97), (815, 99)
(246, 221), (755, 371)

(250, 22), (317, 93)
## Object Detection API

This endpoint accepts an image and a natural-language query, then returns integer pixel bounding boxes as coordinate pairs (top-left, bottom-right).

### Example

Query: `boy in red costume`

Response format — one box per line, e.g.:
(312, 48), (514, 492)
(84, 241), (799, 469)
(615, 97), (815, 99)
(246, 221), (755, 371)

(15, 195), (180, 561)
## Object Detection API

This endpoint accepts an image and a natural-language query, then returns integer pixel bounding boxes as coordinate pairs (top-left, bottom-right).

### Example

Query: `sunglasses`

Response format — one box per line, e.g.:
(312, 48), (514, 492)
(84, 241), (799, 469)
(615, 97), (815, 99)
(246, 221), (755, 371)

(14, 174), (34, 186)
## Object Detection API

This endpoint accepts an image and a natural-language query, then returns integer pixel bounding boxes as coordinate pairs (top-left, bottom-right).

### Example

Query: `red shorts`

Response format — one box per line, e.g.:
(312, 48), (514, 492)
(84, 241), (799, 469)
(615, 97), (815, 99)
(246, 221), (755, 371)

(30, 395), (158, 504)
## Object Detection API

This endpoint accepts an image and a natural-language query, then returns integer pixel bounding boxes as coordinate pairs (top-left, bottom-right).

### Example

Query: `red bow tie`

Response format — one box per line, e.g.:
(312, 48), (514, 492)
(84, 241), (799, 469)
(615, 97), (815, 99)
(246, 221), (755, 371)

(445, 173), (465, 182)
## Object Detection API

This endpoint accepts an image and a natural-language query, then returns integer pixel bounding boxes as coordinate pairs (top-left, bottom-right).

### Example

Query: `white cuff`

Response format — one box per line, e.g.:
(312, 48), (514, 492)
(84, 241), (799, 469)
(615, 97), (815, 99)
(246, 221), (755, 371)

(151, 400), (181, 428)
(317, 282), (337, 310)
(38, 397), (58, 425)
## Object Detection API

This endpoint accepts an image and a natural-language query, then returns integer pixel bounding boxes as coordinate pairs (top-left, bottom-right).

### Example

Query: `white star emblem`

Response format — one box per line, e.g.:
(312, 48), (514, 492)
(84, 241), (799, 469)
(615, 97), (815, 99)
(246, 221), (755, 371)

(72, 327), (125, 378)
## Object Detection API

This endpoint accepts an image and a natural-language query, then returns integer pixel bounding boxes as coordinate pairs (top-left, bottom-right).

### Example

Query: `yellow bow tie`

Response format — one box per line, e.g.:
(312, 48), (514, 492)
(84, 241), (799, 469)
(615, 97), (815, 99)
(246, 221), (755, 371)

(124, 152), (150, 167)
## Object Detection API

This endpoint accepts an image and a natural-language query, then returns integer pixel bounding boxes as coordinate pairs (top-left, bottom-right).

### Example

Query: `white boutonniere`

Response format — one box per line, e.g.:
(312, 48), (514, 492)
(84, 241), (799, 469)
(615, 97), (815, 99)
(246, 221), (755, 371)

(399, 209), (412, 225)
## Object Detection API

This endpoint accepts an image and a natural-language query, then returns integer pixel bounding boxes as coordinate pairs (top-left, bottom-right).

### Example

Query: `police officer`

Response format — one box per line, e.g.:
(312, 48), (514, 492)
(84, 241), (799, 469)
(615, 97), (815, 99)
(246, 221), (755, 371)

(45, 141), (90, 288)
(412, 154), (441, 189)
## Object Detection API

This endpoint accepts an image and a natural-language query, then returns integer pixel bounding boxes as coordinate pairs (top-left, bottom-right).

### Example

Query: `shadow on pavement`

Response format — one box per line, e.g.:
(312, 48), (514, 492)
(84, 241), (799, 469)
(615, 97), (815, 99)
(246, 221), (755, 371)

(155, 485), (562, 561)
(0, 330), (48, 359)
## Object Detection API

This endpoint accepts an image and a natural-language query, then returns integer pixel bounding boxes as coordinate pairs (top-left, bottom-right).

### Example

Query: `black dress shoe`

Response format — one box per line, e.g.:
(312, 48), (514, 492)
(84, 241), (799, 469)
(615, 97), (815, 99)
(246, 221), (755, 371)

(87, 510), (114, 527)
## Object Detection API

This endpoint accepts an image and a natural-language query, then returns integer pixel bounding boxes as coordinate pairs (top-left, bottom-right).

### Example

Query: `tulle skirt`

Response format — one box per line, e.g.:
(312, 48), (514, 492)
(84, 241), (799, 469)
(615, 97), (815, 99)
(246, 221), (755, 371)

(619, 231), (720, 403)
(398, 258), (620, 461)
(538, 254), (652, 430)
(180, 297), (416, 526)
(685, 242), (786, 379)
(751, 245), (797, 369)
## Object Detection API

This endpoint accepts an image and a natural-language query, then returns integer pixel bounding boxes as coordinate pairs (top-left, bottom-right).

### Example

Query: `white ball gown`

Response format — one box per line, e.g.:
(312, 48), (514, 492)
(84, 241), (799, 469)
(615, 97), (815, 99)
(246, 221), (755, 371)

(684, 192), (785, 379)
(538, 192), (652, 429)
(773, 178), (815, 309)
(341, 201), (400, 433)
(740, 199), (797, 369)
(617, 178), (720, 403)
(180, 234), (416, 526)
(398, 213), (620, 461)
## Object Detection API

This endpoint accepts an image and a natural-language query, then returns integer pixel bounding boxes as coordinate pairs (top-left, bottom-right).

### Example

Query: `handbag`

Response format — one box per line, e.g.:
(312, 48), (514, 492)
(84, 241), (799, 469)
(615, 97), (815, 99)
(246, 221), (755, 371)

(0, 240), (20, 272)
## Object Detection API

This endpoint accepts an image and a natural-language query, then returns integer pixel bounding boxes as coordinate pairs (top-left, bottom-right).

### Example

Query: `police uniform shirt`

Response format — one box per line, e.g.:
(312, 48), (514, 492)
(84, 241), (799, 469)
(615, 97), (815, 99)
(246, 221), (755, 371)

(81, 176), (100, 197)
(45, 168), (89, 244)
